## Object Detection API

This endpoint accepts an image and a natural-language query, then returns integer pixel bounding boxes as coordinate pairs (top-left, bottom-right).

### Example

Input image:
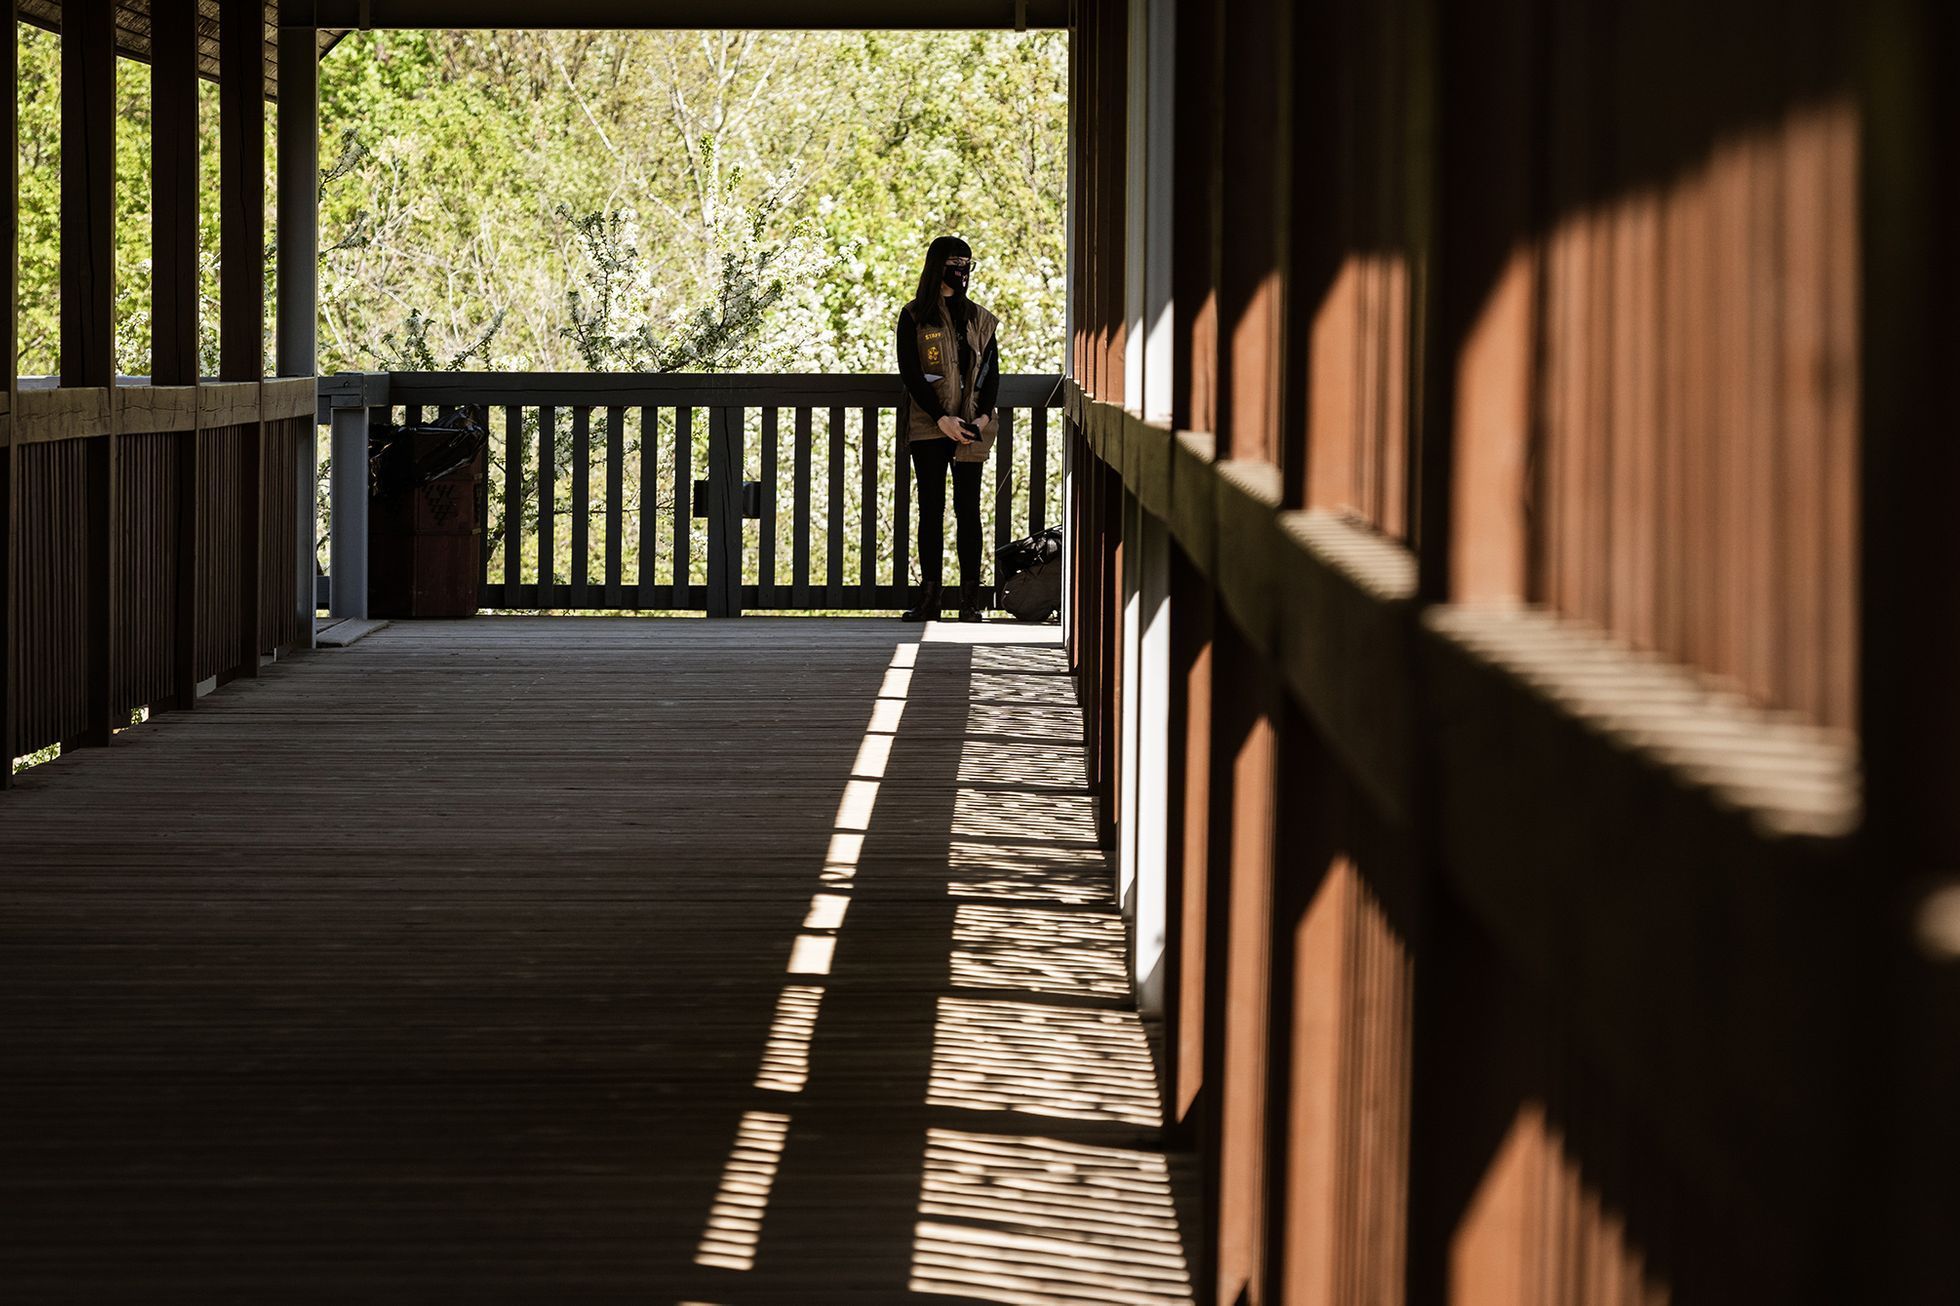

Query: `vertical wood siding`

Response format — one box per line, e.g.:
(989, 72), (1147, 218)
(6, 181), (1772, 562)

(196, 423), (247, 682)
(115, 432), (179, 711)
(14, 441), (91, 753)
(1527, 0), (1858, 728)
(259, 417), (305, 653)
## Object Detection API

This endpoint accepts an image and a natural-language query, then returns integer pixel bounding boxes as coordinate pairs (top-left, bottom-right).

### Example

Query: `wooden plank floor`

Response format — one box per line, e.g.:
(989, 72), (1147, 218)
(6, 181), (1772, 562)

(0, 618), (1194, 1304)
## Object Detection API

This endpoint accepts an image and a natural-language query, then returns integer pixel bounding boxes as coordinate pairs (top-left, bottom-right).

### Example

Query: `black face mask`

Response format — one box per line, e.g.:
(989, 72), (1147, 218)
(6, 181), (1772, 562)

(942, 266), (970, 294)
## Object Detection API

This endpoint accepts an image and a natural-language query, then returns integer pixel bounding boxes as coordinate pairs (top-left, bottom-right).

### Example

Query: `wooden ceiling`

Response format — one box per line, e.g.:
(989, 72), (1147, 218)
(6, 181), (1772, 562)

(15, 2), (345, 99)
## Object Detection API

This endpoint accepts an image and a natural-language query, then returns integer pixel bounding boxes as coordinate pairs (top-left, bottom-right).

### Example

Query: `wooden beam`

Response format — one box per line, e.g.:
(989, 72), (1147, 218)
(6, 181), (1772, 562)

(2, 0), (18, 779)
(1213, 0), (1283, 465)
(61, 0), (115, 390)
(308, 0), (1069, 28)
(153, 0), (199, 387)
(60, 0), (119, 749)
(276, 26), (318, 379)
(1101, 0), (1128, 404)
(1169, 0), (1218, 434)
(220, 0), (266, 384)
(222, 0), (267, 673)
(1860, 0), (1960, 1295)
(278, 25), (321, 648)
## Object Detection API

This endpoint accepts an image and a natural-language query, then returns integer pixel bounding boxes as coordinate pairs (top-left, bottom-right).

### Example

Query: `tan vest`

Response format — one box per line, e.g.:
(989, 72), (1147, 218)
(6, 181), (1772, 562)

(905, 299), (1000, 443)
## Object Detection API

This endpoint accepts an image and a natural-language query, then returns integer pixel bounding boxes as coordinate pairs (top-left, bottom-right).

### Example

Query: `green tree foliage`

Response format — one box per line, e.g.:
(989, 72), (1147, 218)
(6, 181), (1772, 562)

(13, 23), (1068, 605)
(15, 24), (1066, 374)
(307, 29), (1066, 374)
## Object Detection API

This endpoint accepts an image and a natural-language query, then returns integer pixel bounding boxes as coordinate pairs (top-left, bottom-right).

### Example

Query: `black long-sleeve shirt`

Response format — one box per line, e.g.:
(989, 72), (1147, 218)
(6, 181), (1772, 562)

(896, 305), (1000, 424)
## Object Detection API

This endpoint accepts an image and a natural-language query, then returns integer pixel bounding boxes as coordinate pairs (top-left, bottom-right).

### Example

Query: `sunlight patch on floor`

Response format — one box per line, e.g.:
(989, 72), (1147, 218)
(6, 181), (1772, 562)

(953, 788), (1100, 843)
(951, 903), (1131, 998)
(964, 700), (1086, 742)
(909, 1129), (1194, 1305)
(693, 1110), (792, 1271)
(755, 985), (825, 1093)
(969, 643), (1070, 672)
(945, 841), (1113, 905)
(957, 738), (1088, 788)
(787, 932), (836, 976)
(926, 996), (1163, 1127)
(921, 623), (1063, 646)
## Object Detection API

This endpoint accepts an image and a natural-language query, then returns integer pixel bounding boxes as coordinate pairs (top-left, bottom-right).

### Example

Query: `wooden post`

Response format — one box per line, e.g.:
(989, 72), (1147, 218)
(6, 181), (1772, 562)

(1861, 0), (1960, 1295)
(1098, 0), (1127, 403)
(1213, 0), (1283, 465)
(64, 0), (118, 746)
(1170, 0), (1218, 434)
(1, 5), (16, 781)
(154, 3), (199, 391)
(222, 0), (268, 674)
(155, 0), (203, 708)
(705, 405), (744, 618)
(278, 17), (320, 648)
(1164, 540), (1215, 1140)
(1209, 614), (1280, 1304)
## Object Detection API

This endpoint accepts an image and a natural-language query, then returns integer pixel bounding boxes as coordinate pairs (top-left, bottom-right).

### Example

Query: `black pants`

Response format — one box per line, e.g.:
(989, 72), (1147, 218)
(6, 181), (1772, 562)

(910, 436), (982, 590)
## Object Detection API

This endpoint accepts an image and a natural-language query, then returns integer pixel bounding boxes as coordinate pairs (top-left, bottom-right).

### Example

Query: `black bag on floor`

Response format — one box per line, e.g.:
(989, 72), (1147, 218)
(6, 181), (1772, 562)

(995, 526), (1064, 623)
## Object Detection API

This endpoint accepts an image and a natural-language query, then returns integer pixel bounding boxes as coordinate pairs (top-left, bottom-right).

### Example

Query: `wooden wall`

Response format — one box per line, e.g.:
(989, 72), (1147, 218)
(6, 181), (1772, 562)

(1067, 0), (1954, 1300)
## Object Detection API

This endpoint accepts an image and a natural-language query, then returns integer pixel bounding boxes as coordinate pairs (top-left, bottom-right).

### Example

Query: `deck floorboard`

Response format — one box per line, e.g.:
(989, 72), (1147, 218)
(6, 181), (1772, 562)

(0, 617), (1193, 1304)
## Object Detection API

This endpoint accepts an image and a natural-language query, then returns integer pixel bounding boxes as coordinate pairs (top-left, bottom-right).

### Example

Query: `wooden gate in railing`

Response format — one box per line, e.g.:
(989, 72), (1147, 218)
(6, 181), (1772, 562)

(383, 373), (1065, 616)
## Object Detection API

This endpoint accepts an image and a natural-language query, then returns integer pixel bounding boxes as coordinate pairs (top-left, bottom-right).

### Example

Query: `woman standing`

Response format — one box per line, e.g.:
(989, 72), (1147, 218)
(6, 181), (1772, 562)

(897, 236), (1000, 622)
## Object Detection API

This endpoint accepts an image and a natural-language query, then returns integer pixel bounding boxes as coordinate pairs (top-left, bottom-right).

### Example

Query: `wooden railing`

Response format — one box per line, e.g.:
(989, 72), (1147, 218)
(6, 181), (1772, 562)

(3, 378), (316, 769)
(378, 372), (1065, 616)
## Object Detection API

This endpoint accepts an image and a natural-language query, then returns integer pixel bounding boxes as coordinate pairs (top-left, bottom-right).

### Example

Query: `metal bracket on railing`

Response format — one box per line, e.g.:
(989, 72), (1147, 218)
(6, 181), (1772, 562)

(692, 479), (764, 522)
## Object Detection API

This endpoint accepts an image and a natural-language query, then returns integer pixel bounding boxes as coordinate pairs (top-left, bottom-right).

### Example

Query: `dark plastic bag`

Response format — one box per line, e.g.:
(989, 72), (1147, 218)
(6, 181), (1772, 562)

(369, 406), (488, 501)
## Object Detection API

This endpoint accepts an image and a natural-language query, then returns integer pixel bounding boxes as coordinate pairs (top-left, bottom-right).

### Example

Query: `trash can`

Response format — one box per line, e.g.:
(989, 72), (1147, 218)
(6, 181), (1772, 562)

(368, 408), (488, 619)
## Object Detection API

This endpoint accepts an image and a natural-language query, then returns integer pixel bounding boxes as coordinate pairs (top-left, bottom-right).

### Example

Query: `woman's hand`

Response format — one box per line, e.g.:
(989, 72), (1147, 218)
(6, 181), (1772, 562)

(937, 415), (972, 443)
(974, 413), (993, 433)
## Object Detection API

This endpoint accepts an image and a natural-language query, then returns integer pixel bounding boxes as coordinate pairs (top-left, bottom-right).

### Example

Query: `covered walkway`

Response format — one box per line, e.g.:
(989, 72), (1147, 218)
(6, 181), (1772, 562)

(1, 619), (1193, 1303)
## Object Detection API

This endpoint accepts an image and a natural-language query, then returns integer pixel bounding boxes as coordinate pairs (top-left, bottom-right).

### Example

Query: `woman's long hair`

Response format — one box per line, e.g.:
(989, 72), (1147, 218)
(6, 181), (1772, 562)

(910, 235), (973, 328)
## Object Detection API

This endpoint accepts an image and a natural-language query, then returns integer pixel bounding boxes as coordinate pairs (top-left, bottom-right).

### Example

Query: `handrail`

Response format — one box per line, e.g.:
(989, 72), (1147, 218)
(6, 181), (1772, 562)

(383, 370), (1064, 410)
(328, 371), (1066, 618)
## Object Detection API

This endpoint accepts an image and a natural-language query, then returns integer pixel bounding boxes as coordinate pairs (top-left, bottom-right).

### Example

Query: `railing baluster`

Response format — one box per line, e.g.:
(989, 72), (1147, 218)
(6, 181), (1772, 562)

(636, 406), (657, 609)
(893, 410), (910, 602)
(826, 405), (844, 605)
(706, 406), (742, 618)
(502, 406), (522, 606)
(995, 407), (1016, 560)
(759, 407), (778, 605)
(571, 406), (591, 608)
(672, 406), (692, 609)
(1030, 405), (1049, 535)
(793, 407), (812, 608)
(859, 405), (877, 596)
(537, 405), (556, 610)
(605, 406), (624, 608)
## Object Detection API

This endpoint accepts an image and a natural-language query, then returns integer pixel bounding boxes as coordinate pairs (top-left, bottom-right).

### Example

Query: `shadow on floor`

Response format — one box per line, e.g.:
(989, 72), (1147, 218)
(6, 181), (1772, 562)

(0, 618), (1191, 1305)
